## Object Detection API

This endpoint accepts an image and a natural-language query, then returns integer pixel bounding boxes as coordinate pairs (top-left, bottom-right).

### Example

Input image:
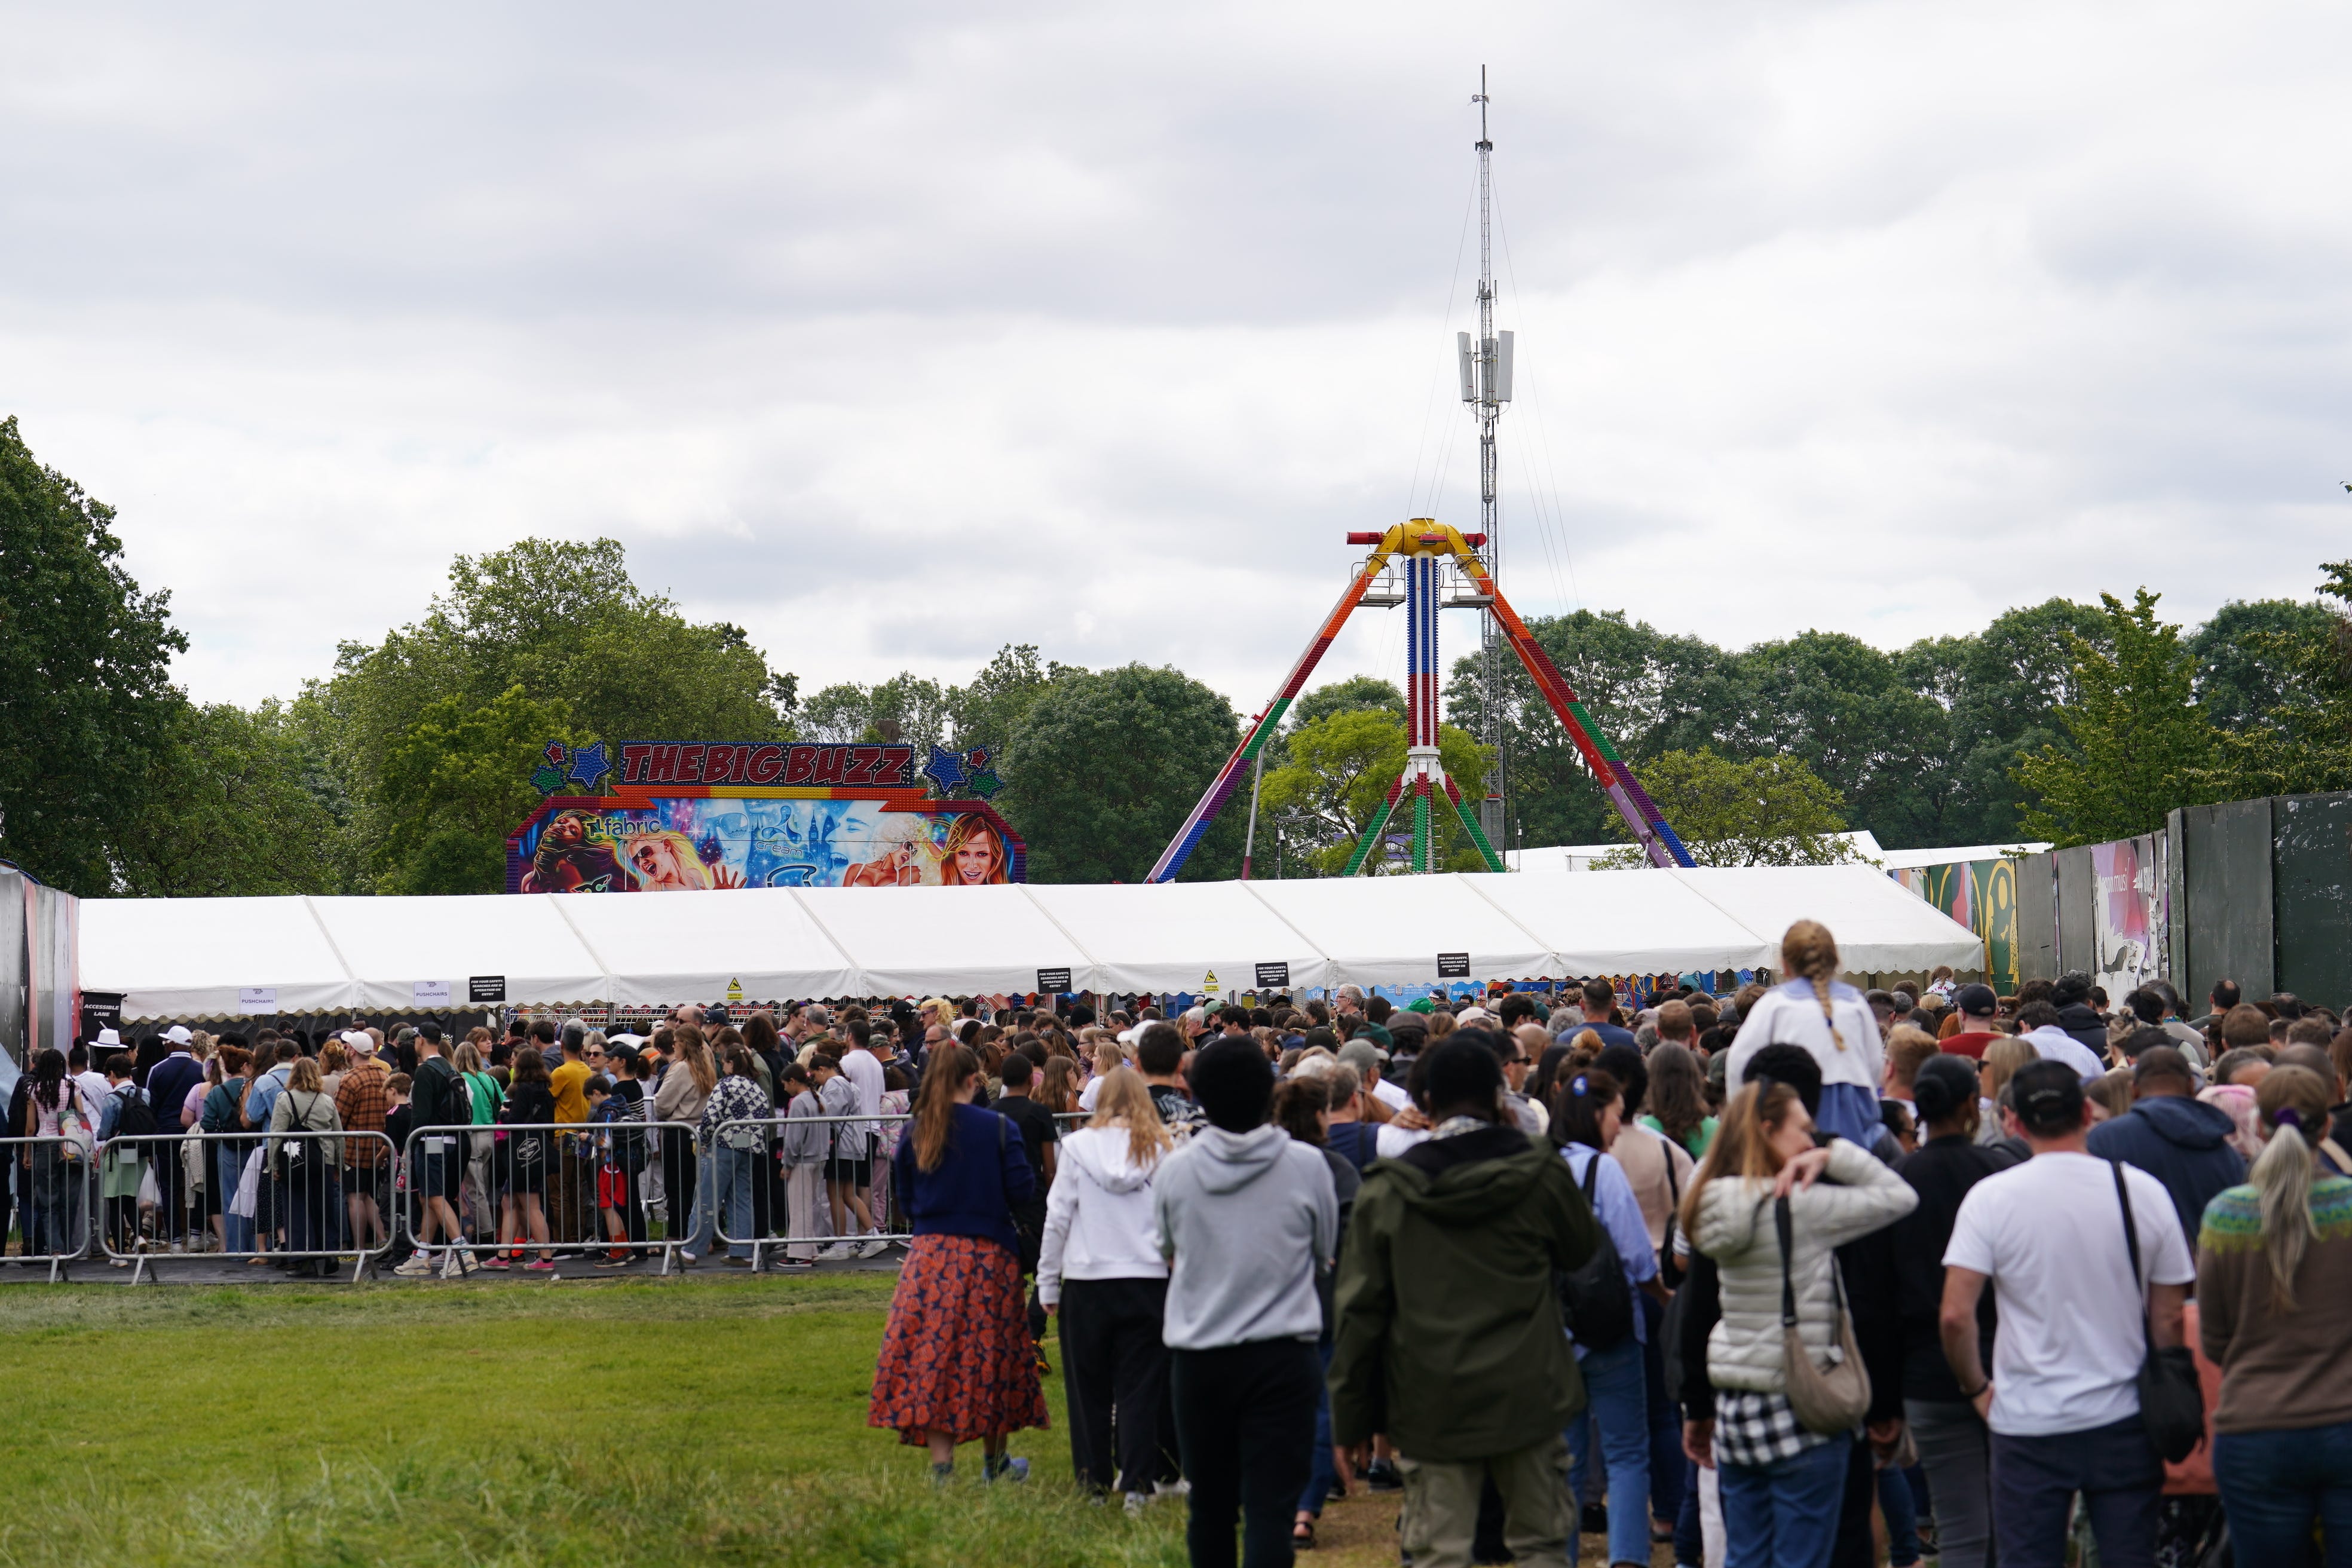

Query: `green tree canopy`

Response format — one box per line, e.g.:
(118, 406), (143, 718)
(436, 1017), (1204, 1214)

(303, 537), (796, 878)
(2188, 597), (2336, 733)
(375, 685), (575, 895)
(112, 702), (346, 897)
(0, 418), (187, 894)
(996, 664), (1244, 883)
(1258, 708), (1492, 875)
(2014, 589), (2220, 847)
(1597, 748), (1854, 866)
(2210, 564), (2352, 795)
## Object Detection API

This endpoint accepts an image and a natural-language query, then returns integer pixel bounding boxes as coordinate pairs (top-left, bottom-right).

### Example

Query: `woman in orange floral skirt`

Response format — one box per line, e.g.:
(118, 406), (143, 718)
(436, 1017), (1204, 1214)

(868, 1044), (1048, 1482)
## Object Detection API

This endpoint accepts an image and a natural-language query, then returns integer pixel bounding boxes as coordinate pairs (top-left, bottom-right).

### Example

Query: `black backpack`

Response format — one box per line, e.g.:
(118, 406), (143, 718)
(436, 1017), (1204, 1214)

(114, 1086), (158, 1141)
(1556, 1151), (1636, 1352)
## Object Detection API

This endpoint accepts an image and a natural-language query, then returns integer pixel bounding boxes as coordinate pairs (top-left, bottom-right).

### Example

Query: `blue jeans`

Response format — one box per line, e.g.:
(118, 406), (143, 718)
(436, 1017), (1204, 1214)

(1878, 1462), (1921, 1566)
(1990, 1414), (2160, 1568)
(1720, 1433), (1849, 1568)
(712, 1146), (757, 1259)
(217, 1144), (253, 1252)
(1298, 1339), (1337, 1518)
(1566, 1337), (1651, 1566)
(2214, 1419), (2352, 1567)
(685, 1148), (715, 1256)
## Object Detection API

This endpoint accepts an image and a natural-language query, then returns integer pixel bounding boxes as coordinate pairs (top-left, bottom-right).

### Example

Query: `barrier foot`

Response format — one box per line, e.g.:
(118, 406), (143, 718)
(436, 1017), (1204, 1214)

(48, 1257), (63, 1285)
(130, 1252), (148, 1287)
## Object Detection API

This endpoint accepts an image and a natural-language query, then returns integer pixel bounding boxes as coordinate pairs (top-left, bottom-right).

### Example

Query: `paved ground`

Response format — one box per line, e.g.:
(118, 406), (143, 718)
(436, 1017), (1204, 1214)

(0, 1247), (904, 1285)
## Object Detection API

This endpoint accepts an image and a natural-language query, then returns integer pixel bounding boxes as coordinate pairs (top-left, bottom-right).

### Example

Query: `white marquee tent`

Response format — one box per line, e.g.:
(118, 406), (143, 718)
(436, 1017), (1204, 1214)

(79, 865), (1987, 1021)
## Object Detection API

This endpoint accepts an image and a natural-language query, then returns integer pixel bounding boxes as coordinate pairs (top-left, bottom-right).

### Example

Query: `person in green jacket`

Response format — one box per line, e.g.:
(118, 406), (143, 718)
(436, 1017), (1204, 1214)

(1328, 1036), (1602, 1568)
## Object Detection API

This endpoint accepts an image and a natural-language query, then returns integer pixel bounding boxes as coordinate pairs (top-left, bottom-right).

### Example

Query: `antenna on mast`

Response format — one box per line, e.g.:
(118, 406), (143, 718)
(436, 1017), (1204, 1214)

(1458, 66), (1512, 850)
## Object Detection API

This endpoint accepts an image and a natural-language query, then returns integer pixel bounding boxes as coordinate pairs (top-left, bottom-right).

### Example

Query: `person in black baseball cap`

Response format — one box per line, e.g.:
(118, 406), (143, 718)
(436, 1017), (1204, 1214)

(1940, 984), (2004, 1061)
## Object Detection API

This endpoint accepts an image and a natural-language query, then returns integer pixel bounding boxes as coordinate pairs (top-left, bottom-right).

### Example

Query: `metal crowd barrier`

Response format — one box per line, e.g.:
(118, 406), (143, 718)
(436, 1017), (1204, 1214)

(96, 1129), (399, 1284)
(706, 1112), (911, 1269)
(3, 1134), (96, 1282)
(399, 1120), (703, 1275)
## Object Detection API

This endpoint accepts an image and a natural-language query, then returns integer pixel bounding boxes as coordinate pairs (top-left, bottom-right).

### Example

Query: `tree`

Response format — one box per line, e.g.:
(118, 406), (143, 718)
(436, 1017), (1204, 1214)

(2187, 597), (2336, 732)
(374, 685), (575, 894)
(112, 702), (349, 897)
(1595, 749), (1855, 866)
(2014, 590), (2220, 847)
(305, 537), (796, 875)
(1941, 598), (2108, 843)
(1718, 630), (1946, 845)
(996, 664), (1244, 883)
(945, 644), (1081, 754)
(0, 418), (186, 894)
(2211, 564), (2352, 795)
(1258, 708), (1493, 875)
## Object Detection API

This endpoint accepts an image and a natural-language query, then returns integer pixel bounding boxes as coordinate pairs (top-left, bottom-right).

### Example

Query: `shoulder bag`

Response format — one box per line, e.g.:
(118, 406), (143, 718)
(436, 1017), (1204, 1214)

(1775, 1194), (1872, 1434)
(1658, 1141), (1686, 1289)
(1557, 1152), (1637, 1351)
(2111, 1160), (2206, 1463)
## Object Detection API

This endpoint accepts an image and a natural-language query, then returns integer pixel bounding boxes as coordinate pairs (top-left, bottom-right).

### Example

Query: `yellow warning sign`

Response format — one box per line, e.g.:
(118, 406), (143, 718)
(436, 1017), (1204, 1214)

(725, 977), (745, 1003)
(1202, 970), (1220, 994)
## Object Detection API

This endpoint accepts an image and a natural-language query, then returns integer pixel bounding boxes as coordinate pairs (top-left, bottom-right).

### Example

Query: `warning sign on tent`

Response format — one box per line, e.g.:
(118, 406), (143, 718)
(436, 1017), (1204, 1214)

(725, 978), (745, 1003)
(1202, 970), (1221, 995)
(1255, 962), (1290, 988)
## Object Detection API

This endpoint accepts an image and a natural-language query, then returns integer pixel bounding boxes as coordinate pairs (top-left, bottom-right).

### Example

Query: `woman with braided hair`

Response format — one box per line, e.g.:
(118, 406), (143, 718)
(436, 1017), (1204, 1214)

(1722, 920), (1891, 1152)
(2196, 1064), (2352, 1564)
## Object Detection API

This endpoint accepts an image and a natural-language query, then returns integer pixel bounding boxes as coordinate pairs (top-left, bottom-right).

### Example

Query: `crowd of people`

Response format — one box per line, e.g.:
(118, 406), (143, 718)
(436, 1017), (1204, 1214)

(859, 942), (2352, 1568)
(10, 951), (2350, 1566)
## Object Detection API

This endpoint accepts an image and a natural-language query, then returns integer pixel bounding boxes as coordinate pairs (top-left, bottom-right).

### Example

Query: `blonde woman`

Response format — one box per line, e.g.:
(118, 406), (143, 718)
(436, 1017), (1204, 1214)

(1684, 1079), (1918, 1566)
(1076, 1039), (1126, 1114)
(1725, 921), (1888, 1148)
(654, 1024), (718, 1261)
(2197, 1065), (2352, 1561)
(1037, 1067), (1173, 1503)
(266, 1056), (345, 1278)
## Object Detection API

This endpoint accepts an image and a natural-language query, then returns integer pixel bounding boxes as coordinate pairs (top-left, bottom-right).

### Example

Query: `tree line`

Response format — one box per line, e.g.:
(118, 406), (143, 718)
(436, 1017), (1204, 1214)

(3, 417), (2344, 896)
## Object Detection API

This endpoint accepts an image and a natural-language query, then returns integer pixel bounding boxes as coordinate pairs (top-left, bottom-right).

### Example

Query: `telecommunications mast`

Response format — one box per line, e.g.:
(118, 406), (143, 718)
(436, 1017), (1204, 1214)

(1458, 67), (1513, 849)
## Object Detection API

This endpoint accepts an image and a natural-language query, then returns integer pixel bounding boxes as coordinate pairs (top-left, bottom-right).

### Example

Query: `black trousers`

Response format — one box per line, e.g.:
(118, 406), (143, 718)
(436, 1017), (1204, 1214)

(660, 1127), (699, 1250)
(1171, 1337), (1320, 1568)
(152, 1137), (185, 1240)
(1060, 1276), (1173, 1496)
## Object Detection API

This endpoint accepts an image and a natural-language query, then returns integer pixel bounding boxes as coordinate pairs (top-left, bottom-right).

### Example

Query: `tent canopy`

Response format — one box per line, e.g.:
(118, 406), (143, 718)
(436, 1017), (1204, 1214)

(79, 865), (1987, 1019)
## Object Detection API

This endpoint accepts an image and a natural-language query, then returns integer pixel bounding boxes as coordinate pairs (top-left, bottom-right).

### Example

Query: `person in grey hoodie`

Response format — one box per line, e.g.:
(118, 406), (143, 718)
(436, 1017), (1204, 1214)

(1154, 1036), (1338, 1568)
(2085, 1041), (2246, 1250)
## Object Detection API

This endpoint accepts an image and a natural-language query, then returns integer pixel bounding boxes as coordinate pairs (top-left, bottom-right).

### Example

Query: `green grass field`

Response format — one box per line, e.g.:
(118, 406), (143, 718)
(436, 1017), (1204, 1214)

(0, 1277), (1203, 1567)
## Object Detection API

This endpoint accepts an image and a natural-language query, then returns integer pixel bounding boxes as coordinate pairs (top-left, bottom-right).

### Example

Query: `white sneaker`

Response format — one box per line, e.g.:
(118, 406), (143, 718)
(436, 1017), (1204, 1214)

(817, 1242), (856, 1261)
(1155, 1479), (1191, 1498)
(858, 1236), (890, 1259)
(1123, 1492), (1149, 1517)
(392, 1255), (436, 1278)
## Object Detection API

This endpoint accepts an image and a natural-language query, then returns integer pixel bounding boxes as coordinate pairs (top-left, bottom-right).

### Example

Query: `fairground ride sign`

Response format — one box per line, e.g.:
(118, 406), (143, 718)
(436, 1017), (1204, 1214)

(507, 740), (1023, 893)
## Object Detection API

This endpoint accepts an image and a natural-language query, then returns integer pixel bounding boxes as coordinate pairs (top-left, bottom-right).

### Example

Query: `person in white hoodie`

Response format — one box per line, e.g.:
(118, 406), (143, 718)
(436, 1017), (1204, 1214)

(1154, 1036), (1338, 1568)
(1725, 920), (1889, 1152)
(1040, 1066), (1175, 1508)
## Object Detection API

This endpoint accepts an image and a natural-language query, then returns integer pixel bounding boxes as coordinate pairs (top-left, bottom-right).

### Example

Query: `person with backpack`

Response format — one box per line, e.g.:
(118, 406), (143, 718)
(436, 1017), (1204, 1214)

(1684, 1077), (1918, 1568)
(491, 1048), (558, 1271)
(1329, 1038), (1600, 1568)
(397, 1025), (477, 1278)
(266, 1055), (345, 1278)
(199, 1046), (253, 1254)
(97, 1051), (154, 1263)
(1550, 1066), (1668, 1568)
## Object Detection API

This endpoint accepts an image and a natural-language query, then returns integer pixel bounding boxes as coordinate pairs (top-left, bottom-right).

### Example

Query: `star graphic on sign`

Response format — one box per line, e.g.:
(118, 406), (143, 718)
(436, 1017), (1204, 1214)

(921, 743), (967, 796)
(965, 768), (1004, 800)
(566, 741), (611, 791)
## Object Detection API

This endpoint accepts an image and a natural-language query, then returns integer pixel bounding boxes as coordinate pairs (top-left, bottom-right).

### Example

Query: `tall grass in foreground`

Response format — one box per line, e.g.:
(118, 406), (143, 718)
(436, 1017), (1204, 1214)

(0, 1447), (1189, 1568)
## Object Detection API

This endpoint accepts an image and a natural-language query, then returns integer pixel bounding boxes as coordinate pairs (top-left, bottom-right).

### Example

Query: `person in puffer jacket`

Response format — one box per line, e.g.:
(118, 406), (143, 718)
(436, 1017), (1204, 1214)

(1038, 1066), (1175, 1506)
(1724, 921), (1891, 1153)
(1685, 1077), (1918, 1568)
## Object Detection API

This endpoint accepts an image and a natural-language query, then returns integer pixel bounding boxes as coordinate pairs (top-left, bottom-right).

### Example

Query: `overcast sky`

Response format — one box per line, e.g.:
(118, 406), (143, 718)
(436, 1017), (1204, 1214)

(5, 2), (2348, 716)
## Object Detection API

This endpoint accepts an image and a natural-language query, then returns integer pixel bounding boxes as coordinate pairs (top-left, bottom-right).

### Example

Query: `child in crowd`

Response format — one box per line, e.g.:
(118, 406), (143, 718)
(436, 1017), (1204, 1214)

(382, 1074), (414, 1269)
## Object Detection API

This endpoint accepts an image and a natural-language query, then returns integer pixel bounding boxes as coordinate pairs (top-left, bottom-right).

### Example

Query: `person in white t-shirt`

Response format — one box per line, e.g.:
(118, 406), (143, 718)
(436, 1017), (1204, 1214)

(837, 1021), (888, 1255)
(1940, 1059), (2193, 1568)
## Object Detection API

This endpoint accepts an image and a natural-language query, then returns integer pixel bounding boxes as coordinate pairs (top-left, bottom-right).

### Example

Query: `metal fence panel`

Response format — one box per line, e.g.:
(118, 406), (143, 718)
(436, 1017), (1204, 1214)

(2, 1134), (95, 1279)
(398, 1120), (705, 1275)
(2182, 797), (2276, 1002)
(95, 1129), (400, 1282)
(2014, 852), (2057, 985)
(2271, 791), (2352, 1009)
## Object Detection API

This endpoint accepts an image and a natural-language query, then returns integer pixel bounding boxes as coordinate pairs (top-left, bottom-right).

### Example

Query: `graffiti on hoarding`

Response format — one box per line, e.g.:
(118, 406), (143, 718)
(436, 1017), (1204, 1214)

(1894, 858), (2020, 993)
